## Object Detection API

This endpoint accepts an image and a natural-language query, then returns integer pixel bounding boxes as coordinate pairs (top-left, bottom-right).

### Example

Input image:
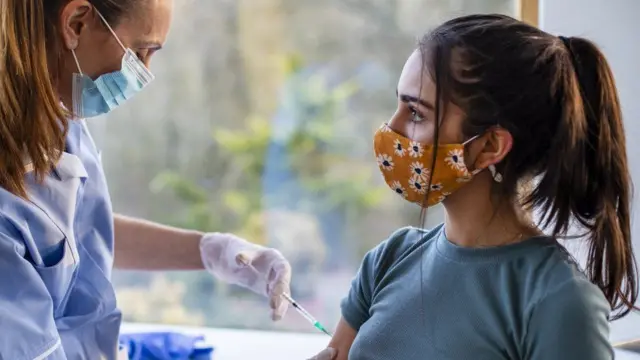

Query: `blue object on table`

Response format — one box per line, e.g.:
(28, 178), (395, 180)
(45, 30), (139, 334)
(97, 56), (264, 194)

(119, 332), (214, 360)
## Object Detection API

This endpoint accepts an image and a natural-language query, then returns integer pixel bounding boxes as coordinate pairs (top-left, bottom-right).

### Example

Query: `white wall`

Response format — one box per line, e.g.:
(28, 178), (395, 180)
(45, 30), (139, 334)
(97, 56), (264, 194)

(540, 0), (640, 343)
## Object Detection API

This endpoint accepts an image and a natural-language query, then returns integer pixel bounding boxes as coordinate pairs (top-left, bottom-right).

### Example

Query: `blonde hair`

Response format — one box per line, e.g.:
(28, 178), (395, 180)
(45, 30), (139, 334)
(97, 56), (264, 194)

(0, 0), (69, 197)
(0, 0), (141, 197)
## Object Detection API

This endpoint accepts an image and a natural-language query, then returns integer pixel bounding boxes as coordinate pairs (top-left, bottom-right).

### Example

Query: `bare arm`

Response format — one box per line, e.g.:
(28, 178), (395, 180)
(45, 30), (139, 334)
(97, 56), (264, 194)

(328, 318), (358, 360)
(113, 213), (205, 270)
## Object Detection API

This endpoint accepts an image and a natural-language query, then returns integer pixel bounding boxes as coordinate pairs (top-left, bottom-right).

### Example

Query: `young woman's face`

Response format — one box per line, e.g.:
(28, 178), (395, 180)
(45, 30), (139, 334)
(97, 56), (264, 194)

(388, 50), (466, 146)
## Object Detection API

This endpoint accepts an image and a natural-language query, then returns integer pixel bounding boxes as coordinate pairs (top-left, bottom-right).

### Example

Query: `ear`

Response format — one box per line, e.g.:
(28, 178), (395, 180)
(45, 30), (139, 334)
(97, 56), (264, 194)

(59, 0), (94, 50)
(471, 127), (513, 171)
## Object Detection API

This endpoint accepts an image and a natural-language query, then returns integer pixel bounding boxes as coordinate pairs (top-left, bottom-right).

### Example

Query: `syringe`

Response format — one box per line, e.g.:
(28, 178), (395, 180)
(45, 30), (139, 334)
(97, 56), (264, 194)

(281, 293), (333, 337)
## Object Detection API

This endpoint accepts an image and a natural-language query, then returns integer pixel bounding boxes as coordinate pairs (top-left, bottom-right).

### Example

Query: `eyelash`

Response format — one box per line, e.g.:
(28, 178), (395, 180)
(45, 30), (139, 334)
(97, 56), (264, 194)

(408, 106), (426, 123)
(136, 49), (151, 61)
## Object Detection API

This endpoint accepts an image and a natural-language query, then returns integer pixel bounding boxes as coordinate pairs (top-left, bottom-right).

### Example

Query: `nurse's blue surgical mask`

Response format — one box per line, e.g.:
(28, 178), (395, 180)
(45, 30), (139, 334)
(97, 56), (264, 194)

(71, 10), (154, 119)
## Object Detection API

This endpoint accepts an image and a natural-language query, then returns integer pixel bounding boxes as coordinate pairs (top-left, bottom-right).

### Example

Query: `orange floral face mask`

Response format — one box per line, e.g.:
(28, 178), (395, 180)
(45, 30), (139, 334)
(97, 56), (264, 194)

(374, 124), (480, 207)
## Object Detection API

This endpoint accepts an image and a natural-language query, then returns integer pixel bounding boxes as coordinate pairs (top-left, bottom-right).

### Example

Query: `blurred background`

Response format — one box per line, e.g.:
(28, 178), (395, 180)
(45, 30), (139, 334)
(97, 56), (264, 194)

(90, 0), (528, 333)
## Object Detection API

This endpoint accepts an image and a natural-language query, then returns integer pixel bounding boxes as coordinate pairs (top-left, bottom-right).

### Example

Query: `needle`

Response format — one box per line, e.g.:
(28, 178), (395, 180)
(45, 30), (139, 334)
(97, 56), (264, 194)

(281, 293), (332, 337)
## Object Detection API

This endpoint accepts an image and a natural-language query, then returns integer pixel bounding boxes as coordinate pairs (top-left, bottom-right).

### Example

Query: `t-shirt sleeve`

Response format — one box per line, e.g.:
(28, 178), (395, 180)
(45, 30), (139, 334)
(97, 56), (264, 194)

(340, 227), (414, 331)
(524, 278), (613, 360)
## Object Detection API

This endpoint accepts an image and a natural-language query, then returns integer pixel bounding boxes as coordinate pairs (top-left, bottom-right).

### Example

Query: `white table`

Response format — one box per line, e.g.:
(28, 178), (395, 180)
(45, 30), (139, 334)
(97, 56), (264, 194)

(121, 323), (640, 360)
(121, 323), (330, 360)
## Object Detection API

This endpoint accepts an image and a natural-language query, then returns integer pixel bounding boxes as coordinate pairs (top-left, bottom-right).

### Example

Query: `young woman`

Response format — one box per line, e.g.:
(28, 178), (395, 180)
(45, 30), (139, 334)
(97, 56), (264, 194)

(310, 14), (638, 360)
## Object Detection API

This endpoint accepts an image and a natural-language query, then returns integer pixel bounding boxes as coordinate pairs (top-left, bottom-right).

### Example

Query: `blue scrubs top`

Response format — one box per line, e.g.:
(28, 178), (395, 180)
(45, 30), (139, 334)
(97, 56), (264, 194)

(0, 120), (121, 359)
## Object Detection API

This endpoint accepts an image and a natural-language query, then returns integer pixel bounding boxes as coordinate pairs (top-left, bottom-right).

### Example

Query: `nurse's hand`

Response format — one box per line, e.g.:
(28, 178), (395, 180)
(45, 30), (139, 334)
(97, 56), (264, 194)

(200, 232), (291, 320)
(307, 348), (337, 360)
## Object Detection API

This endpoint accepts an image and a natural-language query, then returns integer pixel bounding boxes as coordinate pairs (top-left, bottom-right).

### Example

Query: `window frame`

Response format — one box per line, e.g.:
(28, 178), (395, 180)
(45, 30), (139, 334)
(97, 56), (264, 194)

(518, 0), (539, 26)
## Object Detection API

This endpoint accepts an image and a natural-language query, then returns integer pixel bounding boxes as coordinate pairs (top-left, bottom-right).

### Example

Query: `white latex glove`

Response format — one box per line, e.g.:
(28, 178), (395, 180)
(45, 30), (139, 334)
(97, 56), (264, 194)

(200, 233), (291, 320)
(307, 348), (337, 360)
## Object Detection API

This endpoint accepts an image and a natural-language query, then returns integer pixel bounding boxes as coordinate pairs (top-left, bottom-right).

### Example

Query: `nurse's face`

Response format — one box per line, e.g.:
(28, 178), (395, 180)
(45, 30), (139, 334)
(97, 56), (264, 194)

(55, 0), (173, 107)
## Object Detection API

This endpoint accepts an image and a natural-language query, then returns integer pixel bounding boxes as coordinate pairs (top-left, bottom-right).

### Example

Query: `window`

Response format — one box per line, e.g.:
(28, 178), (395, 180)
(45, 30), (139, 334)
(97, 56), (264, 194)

(92, 0), (523, 333)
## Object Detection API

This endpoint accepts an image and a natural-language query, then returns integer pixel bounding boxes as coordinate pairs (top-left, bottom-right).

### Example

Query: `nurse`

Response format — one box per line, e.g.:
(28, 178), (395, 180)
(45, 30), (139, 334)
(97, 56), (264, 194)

(0, 1), (291, 359)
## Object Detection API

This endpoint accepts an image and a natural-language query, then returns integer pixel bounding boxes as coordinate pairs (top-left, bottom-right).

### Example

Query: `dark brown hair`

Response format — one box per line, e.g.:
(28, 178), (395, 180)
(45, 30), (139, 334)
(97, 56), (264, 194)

(421, 14), (638, 319)
(0, 0), (139, 197)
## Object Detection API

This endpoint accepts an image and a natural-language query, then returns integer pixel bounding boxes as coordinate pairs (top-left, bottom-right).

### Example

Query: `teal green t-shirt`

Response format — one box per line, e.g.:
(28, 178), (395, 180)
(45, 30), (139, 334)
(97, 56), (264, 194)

(341, 225), (613, 360)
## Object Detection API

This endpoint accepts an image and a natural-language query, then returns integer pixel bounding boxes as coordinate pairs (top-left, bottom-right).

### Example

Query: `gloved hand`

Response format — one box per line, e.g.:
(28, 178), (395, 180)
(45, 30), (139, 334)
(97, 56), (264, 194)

(307, 348), (337, 360)
(200, 233), (291, 320)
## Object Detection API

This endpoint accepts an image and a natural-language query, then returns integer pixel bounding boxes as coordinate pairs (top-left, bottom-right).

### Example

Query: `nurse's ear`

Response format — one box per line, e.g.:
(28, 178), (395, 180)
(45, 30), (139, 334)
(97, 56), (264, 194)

(59, 0), (95, 50)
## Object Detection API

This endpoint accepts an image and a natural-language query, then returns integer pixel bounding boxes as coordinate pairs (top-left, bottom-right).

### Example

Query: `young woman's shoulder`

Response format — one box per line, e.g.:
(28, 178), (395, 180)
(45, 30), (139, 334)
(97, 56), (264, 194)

(517, 242), (613, 357)
(364, 225), (442, 269)
(523, 271), (612, 358)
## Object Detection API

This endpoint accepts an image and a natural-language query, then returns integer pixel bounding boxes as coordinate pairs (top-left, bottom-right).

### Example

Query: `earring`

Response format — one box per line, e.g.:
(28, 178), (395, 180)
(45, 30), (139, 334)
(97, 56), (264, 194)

(489, 165), (503, 183)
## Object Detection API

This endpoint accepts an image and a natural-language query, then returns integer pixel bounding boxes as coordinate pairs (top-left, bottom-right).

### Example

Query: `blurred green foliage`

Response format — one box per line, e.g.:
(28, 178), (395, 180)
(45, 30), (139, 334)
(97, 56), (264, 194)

(149, 56), (386, 244)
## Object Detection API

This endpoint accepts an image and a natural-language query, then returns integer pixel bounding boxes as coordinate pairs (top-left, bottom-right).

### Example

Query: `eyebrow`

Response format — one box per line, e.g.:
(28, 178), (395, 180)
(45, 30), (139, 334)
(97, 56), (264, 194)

(396, 89), (435, 110)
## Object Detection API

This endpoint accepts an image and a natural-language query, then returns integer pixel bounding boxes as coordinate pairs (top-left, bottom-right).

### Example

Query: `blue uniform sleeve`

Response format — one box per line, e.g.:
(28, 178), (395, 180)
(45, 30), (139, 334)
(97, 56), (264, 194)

(340, 227), (414, 331)
(524, 278), (613, 360)
(0, 230), (67, 359)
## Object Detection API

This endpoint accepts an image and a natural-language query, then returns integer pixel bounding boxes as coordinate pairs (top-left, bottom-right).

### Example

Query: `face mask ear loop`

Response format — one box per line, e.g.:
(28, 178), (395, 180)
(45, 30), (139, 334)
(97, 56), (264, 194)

(71, 49), (83, 74)
(71, 48), (84, 119)
(463, 133), (504, 182)
(94, 9), (127, 52)
(462, 134), (482, 175)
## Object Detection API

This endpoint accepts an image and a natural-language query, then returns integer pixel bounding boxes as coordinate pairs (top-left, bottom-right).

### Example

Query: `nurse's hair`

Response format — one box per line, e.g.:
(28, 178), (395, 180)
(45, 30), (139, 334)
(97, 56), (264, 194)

(421, 14), (638, 319)
(0, 0), (140, 198)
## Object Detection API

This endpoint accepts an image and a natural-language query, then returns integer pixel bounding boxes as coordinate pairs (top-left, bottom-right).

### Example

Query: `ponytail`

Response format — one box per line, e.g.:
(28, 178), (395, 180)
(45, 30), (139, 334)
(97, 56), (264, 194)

(0, 0), (68, 197)
(531, 36), (638, 319)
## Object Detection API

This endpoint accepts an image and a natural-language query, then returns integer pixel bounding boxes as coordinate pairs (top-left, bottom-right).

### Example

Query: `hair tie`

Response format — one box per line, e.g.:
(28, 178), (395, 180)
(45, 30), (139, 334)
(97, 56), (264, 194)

(558, 35), (571, 48)
(558, 35), (580, 71)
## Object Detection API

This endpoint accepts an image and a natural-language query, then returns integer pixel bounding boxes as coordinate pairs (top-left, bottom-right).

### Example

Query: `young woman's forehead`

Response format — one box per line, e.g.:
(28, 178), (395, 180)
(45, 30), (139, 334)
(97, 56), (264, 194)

(397, 50), (436, 103)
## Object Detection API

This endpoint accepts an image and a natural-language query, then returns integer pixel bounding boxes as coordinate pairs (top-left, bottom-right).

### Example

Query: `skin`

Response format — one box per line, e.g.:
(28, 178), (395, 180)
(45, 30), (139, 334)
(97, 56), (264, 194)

(322, 50), (543, 359)
(57, 0), (172, 107)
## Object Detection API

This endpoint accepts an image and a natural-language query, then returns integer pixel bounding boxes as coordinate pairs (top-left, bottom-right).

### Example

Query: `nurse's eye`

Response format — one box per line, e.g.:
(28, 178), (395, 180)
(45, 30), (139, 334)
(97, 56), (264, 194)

(135, 49), (151, 62)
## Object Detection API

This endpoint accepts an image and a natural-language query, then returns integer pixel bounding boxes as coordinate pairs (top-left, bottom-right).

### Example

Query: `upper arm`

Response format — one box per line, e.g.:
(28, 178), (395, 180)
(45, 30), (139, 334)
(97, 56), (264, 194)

(340, 227), (415, 331)
(0, 229), (66, 360)
(334, 227), (416, 359)
(525, 279), (613, 360)
(328, 317), (358, 360)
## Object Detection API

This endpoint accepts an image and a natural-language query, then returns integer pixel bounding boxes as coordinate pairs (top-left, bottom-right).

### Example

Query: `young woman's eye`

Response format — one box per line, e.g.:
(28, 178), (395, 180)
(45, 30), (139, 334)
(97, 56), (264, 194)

(409, 108), (426, 123)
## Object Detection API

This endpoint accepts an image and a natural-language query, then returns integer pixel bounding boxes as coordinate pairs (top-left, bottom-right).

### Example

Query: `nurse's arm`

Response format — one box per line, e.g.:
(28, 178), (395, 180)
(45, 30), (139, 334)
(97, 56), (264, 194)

(327, 318), (357, 360)
(0, 228), (67, 359)
(113, 214), (204, 270)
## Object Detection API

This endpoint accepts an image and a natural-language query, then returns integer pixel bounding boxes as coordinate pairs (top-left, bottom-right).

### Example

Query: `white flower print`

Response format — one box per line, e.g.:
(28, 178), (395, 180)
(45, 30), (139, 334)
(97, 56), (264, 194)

(380, 124), (392, 133)
(456, 175), (472, 183)
(444, 149), (466, 171)
(377, 154), (394, 171)
(429, 182), (443, 192)
(393, 139), (405, 157)
(408, 141), (424, 158)
(409, 162), (429, 180)
(408, 175), (426, 194)
(435, 195), (447, 203)
(391, 181), (408, 198)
